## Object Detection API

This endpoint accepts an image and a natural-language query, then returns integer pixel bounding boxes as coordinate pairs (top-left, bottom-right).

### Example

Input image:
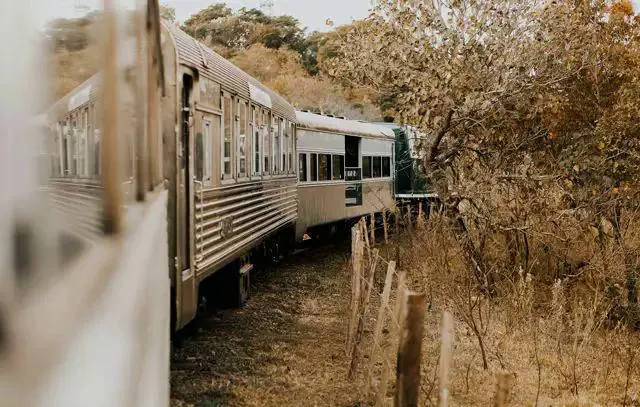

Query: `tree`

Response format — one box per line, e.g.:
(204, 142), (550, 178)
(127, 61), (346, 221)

(331, 0), (640, 340)
(182, 5), (306, 58)
(160, 4), (176, 22)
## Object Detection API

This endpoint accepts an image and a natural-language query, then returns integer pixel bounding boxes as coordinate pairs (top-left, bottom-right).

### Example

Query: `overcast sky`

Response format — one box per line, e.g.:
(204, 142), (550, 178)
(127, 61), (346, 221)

(37, 0), (373, 32)
(35, 0), (640, 33)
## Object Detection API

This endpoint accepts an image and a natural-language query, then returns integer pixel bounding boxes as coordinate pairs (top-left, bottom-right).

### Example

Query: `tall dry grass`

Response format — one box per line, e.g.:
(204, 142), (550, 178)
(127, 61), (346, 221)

(395, 209), (640, 406)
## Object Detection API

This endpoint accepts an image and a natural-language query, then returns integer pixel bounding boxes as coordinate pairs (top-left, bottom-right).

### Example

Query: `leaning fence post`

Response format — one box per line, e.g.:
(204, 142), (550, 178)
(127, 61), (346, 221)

(370, 213), (376, 246)
(438, 311), (454, 407)
(369, 261), (396, 382)
(417, 201), (424, 229)
(382, 209), (389, 244)
(349, 249), (379, 379)
(394, 292), (427, 407)
(406, 204), (412, 230)
(361, 217), (371, 257)
(347, 225), (364, 355)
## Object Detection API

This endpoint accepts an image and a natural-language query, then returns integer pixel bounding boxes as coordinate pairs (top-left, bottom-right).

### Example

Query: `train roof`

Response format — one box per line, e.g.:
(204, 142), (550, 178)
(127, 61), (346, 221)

(295, 111), (395, 140)
(164, 22), (296, 123)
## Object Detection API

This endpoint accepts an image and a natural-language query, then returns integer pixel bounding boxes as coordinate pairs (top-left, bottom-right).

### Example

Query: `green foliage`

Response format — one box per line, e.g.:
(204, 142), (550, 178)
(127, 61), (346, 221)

(182, 6), (306, 59)
(160, 4), (176, 22)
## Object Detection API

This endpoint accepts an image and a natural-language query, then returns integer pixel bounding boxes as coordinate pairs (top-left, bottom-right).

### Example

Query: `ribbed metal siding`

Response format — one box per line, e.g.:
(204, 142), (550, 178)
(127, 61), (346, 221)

(193, 177), (297, 276)
(45, 179), (103, 242)
(164, 23), (296, 123)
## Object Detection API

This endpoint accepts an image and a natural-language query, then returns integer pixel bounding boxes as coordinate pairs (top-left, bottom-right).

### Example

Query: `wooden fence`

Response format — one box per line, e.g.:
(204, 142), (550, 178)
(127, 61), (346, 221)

(346, 215), (512, 407)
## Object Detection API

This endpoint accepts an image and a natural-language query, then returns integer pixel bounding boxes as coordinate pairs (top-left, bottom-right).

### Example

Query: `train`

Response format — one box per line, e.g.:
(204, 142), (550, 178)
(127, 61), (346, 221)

(43, 20), (434, 332)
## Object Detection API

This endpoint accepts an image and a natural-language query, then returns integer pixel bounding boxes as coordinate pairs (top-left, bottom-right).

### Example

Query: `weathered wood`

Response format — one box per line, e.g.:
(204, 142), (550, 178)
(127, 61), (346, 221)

(438, 311), (454, 407)
(375, 267), (407, 406)
(394, 292), (427, 407)
(362, 218), (371, 257)
(349, 249), (379, 379)
(417, 202), (424, 229)
(370, 213), (376, 245)
(347, 226), (364, 356)
(406, 205), (412, 230)
(494, 371), (512, 407)
(383, 209), (389, 244)
(369, 261), (396, 383)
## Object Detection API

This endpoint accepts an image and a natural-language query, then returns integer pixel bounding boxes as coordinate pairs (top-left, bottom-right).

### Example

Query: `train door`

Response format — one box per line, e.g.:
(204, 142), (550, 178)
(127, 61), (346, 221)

(176, 72), (197, 329)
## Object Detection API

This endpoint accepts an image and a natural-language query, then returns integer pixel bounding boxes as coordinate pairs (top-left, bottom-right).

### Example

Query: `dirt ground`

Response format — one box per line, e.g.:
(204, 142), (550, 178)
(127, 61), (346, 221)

(170, 241), (363, 407)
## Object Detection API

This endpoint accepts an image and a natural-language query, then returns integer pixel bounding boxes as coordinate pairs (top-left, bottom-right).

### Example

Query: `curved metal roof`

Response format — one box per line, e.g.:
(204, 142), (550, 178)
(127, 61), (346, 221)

(295, 111), (396, 140)
(164, 22), (296, 123)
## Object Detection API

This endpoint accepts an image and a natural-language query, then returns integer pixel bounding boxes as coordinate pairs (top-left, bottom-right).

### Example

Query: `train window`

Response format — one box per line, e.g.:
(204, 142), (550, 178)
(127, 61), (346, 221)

(273, 118), (280, 173)
(252, 106), (260, 175)
(373, 156), (382, 178)
(319, 154), (331, 181)
(284, 120), (291, 173)
(310, 153), (318, 181)
(289, 122), (295, 172)
(94, 130), (101, 177)
(222, 94), (233, 179)
(279, 118), (285, 173)
(239, 101), (247, 178)
(263, 111), (270, 174)
(362, 156), (372, 179)
(195, 133), (204, 182)
(332, 155), (344, 180)
(299, 153), (307, 182)
(382, 156), (391, 177)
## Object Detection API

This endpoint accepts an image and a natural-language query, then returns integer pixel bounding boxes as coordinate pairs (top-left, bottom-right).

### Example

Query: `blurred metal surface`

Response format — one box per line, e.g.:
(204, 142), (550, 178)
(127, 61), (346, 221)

(0, 0), (169, 405)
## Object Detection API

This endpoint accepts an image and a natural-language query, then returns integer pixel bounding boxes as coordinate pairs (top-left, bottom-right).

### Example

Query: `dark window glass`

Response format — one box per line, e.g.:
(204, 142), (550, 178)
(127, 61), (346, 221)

(332, 155), (344, 180)
(319, 154), (331, 181)
(299, 153), (307, 182)
(362, 156), (371, 179)
(195, 132), (204, 181)
(382, 156), (391, 177)
(310, 153), (318, 181)
(373, 156), (382, 178)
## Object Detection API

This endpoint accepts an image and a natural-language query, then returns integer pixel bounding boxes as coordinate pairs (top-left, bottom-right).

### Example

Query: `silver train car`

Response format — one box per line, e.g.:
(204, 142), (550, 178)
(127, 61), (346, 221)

(45, 22), (396, 332)
(295, 111), (396, 240)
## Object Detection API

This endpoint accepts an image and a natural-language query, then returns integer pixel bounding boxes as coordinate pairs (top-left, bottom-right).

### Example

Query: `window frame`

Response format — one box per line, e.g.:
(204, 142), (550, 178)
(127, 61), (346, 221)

(221, 92), (234, 180)
(318, 153), (332, 182)
(252, 105), (260, 177)
(332, 154), (345, 181)
(237, 99), (249, 179)
(310, 153), (318, 182)
(298, 153), (307, 182)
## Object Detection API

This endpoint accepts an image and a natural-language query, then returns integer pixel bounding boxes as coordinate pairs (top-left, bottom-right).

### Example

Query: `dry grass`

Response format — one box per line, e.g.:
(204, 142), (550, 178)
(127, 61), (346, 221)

(170, 240), (365, 407)
(395, 211), (640, 406)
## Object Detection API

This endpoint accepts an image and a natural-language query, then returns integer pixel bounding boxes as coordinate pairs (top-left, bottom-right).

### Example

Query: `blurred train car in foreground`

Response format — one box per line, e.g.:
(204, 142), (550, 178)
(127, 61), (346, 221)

(0, 1), (170, 406)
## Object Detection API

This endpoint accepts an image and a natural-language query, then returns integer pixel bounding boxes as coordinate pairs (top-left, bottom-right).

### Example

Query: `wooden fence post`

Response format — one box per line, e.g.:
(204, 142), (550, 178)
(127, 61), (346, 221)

(417, 201), (424, 229)
(494, 371), (512, 407)
(370, 213), (376, 245)
(349, 249), (379, 379)
(438, 311), (454, 407)
(369, 261), (396, 383)
(383, 209), (389, 244)
(361, 218), (371, 257)
(394, 292), (427, 407)
(347, 226), (364, 355)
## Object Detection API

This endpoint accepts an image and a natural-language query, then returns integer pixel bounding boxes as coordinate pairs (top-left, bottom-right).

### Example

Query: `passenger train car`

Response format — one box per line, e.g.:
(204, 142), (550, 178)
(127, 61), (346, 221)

(296, 111), (396, 240)
(44, 21), (403, 332)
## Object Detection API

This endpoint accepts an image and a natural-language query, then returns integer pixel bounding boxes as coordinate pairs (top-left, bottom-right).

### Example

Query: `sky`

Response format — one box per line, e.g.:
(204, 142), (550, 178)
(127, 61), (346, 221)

(34, 0), (640, 33)
(37, 0), (373, 32)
